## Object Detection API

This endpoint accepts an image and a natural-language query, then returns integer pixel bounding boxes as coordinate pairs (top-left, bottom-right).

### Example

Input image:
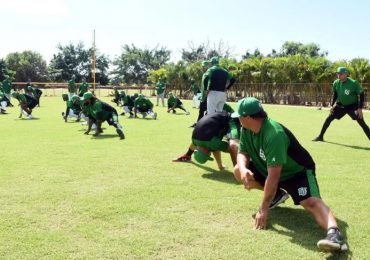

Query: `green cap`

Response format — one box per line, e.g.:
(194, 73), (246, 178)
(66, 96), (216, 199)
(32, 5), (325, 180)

(82, 92), (94, 100)
(231, 97), (264, 118)
(337, 67), (349, 74)
(210, 56), (219, 65)
(194, 150), (214, 164)
(62, 93), (69, 101)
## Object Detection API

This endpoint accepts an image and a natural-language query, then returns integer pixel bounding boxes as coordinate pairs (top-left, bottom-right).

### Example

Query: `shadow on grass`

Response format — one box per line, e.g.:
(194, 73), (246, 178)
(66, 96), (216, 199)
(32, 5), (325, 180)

(190, 162), (239, 185)
(14, 117), (41, 120)
(266, 207), (351, 258)
(324, 141), (370, 151)
(90, 134), (121, 140)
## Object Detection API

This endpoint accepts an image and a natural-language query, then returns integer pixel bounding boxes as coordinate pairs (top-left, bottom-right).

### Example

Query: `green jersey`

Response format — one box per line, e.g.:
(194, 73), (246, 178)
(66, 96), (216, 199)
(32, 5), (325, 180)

(332, 77), (363, 106)
(239, 118), (315, 181)
(167, 96), (181, 108)
(79, 82), (89, 95)
(156, 82), (166, 95)
(204, 65), (233, 92)
(190, 83), (199, 95)
(134, 97), (153, 110)
(1, 79), (12, 94)
(68, 80), (76, 93)
(85, 100), (115, 121)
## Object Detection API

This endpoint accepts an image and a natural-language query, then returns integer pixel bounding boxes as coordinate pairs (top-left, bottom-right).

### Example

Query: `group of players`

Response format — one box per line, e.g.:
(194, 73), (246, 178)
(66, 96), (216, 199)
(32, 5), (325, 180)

(3, 56), (370, 253)
(170, 61), (370, 253)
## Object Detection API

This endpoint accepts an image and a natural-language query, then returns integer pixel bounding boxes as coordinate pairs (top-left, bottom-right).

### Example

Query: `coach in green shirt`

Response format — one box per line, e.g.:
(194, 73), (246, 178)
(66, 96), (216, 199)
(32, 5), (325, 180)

(313, 67), (370, 141)
(78, 78), (89, 97)
(1, 75), (13, 106)
(232, 97), (347, 252)
(68, 76), (76, 98)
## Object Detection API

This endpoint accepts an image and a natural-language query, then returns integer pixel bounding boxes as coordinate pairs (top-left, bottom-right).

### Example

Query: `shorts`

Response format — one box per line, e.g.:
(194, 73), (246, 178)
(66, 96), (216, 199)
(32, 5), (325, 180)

(192, 137), (229, 152)
(331, 103), (358, 120)
(249, 162), (321, 205)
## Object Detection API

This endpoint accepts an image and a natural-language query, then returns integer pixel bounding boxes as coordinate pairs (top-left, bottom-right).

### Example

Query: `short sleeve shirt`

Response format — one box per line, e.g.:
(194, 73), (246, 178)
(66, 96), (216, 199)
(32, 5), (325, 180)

(156, 82), (166, 95)
(239, 118), (308, 181)
(332, 77), (363, 106)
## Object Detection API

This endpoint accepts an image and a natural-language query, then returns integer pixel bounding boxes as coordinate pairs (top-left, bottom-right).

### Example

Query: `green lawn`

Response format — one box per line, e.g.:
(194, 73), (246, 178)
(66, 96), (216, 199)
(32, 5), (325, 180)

(1, 96), (369, 259)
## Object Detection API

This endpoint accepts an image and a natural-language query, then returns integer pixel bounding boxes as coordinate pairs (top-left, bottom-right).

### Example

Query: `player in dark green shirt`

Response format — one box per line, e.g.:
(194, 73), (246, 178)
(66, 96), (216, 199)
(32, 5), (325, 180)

(232, 97), (347, 252)
(78, 78), (89, 97)
(167, 92), (190, 115)
(185, 79), (201, 108)
(313, 67), (370, 141)
(155, 78), (166, 107)
(68, 76), (76, 98)
(134, 94), (157, 119)
(111, 87), (121, 106)
(12, 92), (38, 119)
(0, 90), (10, 113)
(173, 112), (240, 170)
(1, 75), (14, 106)
(62, 94), (82, 122)
(26, 84), (43, 107)
(119, 91), (134, 117)
(204, 56), (235, 114)
(82, 92), (125, 139)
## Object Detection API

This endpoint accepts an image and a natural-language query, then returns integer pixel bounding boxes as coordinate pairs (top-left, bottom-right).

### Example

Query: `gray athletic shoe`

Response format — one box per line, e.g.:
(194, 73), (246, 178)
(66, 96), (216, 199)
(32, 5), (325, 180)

(269, 189), (289, 209)
(317, 228), (348, 252)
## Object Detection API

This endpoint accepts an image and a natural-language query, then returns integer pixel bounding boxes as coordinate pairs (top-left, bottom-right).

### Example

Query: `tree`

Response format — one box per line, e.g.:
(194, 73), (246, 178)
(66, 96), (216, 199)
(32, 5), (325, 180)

(5, 51), (48, 82)
(181, 40), (234, 62)
(280, 41), (327, 57)
(0, 59), (11, 81)
(242, 48), (264, 60)
(112, 44), (171, 84)
(49, 42), (110, 85)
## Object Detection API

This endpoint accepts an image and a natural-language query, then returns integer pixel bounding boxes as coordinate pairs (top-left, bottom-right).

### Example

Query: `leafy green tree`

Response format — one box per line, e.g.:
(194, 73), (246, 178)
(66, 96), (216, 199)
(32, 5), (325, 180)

(49, 42), (110, 85)
(280, 41), (327, 57)
(0, 59), (11, 81)
(112, 44), (170, 84)
(181, 40), (233, 62)
(5, 51), (48, 82)
(348, 58), (370, 83)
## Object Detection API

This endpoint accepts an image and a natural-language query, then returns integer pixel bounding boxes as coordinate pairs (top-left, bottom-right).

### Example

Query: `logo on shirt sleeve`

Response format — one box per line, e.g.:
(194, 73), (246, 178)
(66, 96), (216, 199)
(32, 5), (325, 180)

(259, 149), (266, 161)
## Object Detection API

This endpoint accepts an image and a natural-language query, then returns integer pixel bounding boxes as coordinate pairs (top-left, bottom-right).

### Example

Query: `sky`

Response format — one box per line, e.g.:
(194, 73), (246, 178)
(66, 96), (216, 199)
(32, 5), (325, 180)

(1, 0), (370, 63)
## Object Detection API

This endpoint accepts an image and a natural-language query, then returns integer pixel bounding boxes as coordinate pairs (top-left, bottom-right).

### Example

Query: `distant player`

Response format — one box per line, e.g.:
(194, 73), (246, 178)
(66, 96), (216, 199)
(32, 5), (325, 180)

(119, 91), (135, 118)
(155, 78), (166, 106)
(78, 78), (89, 97)
(27, 84), (43, 107)
(1, 75), (14, 106)
(12, 92), (38, 119)
(134, 94), (157, 119)
(68, 76), (76, 98)
(62, 93), (82, 122)
(82, 92), (125, 139)
(0, 90), (10, 114)
(167, 92), (190, 115)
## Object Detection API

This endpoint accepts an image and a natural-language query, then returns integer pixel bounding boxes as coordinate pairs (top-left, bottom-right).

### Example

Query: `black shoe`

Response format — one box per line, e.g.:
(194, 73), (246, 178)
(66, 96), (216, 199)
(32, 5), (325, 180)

(116, 129), (125, 139)
(1, 109), (7, 114)
(120, 112), (125, 116)
(269, 189), (289, 209)
(312, 136), (324, 142)
(317, 228), (348, 252)
(189, 123), (196, 128)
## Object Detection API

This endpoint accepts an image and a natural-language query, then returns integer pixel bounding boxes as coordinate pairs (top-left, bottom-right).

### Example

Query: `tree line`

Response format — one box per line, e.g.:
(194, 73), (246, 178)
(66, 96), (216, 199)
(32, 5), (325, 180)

(1, 41), (370, 90)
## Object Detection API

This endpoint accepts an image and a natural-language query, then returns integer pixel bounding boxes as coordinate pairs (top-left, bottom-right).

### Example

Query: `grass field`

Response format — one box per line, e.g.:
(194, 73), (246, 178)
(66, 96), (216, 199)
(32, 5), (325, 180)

(1, 96), (369, 259)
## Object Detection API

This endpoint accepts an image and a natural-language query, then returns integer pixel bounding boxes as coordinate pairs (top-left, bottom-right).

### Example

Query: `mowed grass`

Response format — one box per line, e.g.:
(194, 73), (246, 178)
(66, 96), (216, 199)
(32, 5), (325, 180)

(0, 96), (369, 259)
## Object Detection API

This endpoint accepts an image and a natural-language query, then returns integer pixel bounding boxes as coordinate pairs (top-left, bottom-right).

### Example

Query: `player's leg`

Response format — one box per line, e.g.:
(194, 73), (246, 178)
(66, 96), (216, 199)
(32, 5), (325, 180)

(313, 107), (343, 141)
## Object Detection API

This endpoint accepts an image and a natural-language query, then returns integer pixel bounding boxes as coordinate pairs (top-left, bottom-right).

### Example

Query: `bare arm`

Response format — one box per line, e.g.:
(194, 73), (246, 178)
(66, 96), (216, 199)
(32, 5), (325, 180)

(255, 165), (282, 229)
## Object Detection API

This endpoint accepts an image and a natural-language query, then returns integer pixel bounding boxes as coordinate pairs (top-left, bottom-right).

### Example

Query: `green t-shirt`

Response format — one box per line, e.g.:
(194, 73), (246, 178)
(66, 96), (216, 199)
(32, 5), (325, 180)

(2, 79), (12, 94)
(332, 77), (363, 106)
(167, 96), (180, 108)
(156, 82), (166, 95)
(239, 118), (310, 181)
(134, 97), (153, 110)
(191, 83), (199, 95)
(79, 82), (89, 95)
(85, 100), (110, 121)
(68, 80), (76, 93)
